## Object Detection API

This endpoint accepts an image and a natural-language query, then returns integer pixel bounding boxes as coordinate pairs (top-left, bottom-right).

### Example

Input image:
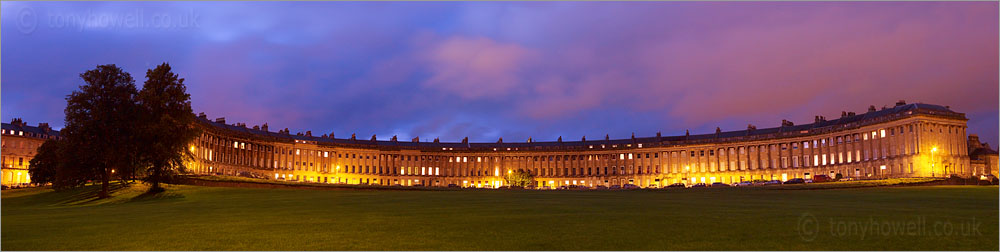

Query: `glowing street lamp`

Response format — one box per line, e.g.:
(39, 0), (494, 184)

(930, 146), (938, 177)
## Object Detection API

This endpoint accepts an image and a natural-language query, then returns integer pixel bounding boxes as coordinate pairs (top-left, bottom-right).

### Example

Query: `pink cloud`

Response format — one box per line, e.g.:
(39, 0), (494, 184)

(420, 36), (534, 99)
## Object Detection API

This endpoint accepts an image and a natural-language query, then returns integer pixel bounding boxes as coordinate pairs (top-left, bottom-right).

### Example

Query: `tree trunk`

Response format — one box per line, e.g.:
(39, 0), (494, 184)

(151, 163), (162, 192)
(99, 167), (110, 198)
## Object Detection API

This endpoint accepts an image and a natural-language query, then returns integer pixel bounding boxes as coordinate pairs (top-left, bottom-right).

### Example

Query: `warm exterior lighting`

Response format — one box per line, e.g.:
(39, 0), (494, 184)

(931, 146), (938, 153)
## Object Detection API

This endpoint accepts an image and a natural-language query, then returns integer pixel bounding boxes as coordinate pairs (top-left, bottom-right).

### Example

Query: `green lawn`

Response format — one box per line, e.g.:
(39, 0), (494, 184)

(2, 183), (997, 250)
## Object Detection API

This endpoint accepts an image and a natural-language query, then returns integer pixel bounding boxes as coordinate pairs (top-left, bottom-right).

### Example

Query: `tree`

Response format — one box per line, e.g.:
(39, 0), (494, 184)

(28, 139), (61, 186)
(503, 169), (536, 188)
(137, 63), (200, 193)
(63, 64), (140, 198)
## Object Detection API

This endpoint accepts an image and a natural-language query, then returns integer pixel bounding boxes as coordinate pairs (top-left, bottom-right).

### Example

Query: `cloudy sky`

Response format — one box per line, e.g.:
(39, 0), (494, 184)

(3, 2), (997, 146)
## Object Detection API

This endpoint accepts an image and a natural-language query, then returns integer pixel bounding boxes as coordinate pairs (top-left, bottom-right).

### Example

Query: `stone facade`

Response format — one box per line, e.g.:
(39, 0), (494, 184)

(1, 119), (60, 186)
(967, 134), (999, 178)
(186, 102), (974, 188)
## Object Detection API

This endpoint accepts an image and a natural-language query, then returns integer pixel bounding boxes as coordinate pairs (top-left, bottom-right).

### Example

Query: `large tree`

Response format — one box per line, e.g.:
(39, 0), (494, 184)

(137, 63), (199, 193)
(504, 169), (536, 188)
(63, 64), (140, 198)
(28, 139), (61, 186)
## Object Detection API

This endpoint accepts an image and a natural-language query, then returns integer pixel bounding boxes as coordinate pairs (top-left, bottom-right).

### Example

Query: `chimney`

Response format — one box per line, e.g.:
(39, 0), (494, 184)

(252, 125), (260, 130)
(841, 111), (847, 118)
(631, 132), (636, 140)
(412, 136), (419, 142)
(581, 136), (586, 142)
(498, 137), (503, 143)
(215, 117), (226, 124)
(296, 132), (303, 136)
(868, 105), (877, 112)
(262, 123), (269, 132)
(557, 136), (562, 143)
(656, 132), (661, 138)
(782, 120), (794, 127)
(351, 133), (356, 141)
(305, 131), (312, 137)
(716, 127), (722, 134)
(11, 118), (23, 127)
(371, 135), (376, 142)
(685, 130), (690, 137)
(848, 112), (856, 116)
(391, 135), (397, 142)
(198, 112), (207, 119)
(38, 123), (51, 133)
(433, 137), (440, 143)
(329, 131), (334, 138)
(282, 128), (290, 134)
(527, 137), (533, 143)
(462, 137), (469, 144)
(896, 100), (906, 106)
(605, 134), (610, 141)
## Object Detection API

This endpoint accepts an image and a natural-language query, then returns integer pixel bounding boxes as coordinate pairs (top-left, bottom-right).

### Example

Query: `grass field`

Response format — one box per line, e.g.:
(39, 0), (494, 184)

(2, 183), (997, 250)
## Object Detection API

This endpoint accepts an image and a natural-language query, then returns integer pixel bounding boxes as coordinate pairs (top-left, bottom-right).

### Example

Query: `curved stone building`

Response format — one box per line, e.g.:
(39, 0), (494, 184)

(186, 101), (975, 188)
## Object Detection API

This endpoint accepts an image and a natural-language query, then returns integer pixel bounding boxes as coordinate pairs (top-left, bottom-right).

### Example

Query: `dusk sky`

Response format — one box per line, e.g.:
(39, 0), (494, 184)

(2, 2), (997, 146)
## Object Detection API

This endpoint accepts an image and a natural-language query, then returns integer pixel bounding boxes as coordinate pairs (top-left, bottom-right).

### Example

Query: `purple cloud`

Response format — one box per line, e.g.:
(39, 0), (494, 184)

(2, 1), (997, 147)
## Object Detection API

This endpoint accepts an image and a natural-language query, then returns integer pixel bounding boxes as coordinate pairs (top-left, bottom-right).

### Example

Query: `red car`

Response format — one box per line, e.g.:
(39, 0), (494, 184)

(812, 175), (831, 183)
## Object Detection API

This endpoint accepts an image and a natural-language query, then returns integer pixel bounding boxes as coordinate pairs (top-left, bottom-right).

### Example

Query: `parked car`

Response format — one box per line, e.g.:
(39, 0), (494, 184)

(764, 180), (782, 185)
(623, 184), (641, 189)
(691, 183), (707, 188)
(784, 178), (806, 184)
(735, 181), (754, 187)
(710, 182), (730, 187)
(666, 183), (686, 188)
(812, 175), (831, 183)
(447, 184), (459, 188)
(557, 185), (569, 190)
(609, 185), (622, 190)
(595, 185), (609, 190)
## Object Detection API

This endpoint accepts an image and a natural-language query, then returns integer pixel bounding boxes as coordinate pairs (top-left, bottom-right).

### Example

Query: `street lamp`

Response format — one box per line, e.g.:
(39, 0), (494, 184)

(930, 146), (938, 177)
(684, 165), (691, 185)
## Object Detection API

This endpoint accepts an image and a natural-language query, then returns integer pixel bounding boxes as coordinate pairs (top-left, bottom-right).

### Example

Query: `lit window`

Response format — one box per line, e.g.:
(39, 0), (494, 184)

(435, 167), (440, 175)
(628, 153), (633, 159)
(880, 129), (886, 138)
(324, 152), (328, 157)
